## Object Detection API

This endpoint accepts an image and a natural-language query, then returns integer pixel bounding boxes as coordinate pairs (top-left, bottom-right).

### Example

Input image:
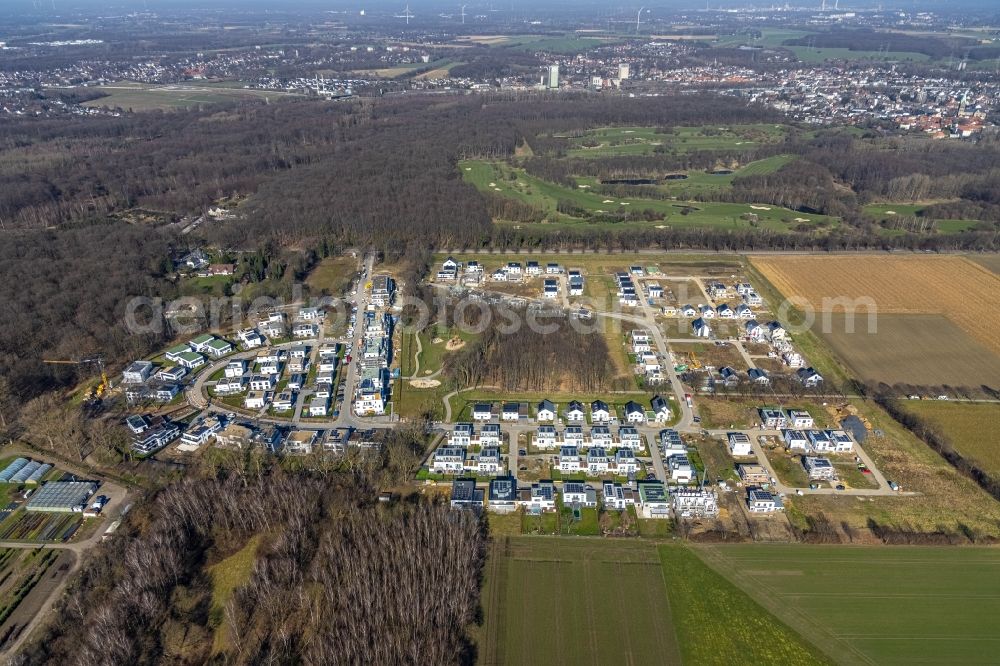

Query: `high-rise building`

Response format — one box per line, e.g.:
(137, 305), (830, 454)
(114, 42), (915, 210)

(548, 64), (560, 89)
(618, 63), (630, 80)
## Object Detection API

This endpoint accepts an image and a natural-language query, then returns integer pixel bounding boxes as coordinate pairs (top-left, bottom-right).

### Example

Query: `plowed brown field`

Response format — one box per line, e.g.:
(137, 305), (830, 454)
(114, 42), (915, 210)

(752, 255), (1000, 357)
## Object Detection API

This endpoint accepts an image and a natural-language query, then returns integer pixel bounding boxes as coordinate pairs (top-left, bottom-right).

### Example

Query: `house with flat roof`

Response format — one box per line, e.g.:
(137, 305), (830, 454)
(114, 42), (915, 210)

(562, 482), (597, 508)
(450, 478), (483, 511)
(747, 488), (783, 513)
(516, 481), (557, 513)
(637, 481), (671, 518)
(488, 477), (518, 513)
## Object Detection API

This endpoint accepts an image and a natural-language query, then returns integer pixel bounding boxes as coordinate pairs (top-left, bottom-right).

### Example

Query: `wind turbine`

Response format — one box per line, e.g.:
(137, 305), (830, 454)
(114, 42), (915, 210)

(396, 3), (414, 24)
(461, 4), (467, 24)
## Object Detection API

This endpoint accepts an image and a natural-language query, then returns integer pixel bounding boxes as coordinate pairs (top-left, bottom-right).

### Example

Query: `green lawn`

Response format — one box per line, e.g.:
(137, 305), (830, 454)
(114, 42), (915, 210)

(695, 543), (1000, 665)
(785, 46), (930, 63)
(304, 255), (357, 297)
(462, 158), (836, 232)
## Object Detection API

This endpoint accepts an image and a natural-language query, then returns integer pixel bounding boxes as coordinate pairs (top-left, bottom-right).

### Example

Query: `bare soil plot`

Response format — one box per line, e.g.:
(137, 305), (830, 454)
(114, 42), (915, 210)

(968, 254), (1000, 276)
(752, 255), (1000, 357)
(820, 313), (1000, 386)
(903, 401), (1000, 477)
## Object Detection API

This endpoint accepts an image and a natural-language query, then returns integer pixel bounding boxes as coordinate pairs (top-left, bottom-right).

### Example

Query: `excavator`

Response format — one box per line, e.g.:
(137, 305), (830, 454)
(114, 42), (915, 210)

(687, 352), (703, 370)
(42, 355), (109, 401)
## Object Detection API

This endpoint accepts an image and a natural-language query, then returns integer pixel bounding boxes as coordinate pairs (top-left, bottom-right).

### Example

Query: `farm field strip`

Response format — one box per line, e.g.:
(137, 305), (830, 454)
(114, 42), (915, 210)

(751, 255), (1000, 357)
(695, 544), (1000, 666)
(902, 401), (1000, 476)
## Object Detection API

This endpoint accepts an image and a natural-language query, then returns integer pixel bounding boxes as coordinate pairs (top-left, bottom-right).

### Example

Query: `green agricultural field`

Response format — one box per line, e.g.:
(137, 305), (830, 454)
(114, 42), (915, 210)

(461, 159), (836, 232)
(475, 537), (828, 666)
(696, 544), (1000, 665)
(82, 82), (298, 111)
(476, 537), (682, 665)
(902, 401), (1000, 477)
(714, 28), (815, 48)
(864, 203), (985, 233)
(785, 46), (931, 63)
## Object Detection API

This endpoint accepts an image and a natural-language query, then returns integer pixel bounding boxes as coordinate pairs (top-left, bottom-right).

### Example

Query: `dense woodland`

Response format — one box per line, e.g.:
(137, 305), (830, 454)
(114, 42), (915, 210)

(443, 308), (626, 393)
(17, 452), (485, 665)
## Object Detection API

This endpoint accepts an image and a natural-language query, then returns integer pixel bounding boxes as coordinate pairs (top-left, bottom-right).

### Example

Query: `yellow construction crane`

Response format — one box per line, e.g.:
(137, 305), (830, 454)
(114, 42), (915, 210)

(687, 352), (702, 370)
(42, 355), (109, 398)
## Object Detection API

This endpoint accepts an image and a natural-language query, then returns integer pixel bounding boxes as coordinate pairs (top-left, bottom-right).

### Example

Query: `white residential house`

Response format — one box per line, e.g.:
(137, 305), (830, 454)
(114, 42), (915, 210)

(559, 446), (584, 473)
(562, 482), (597, 508)
(669, 455), (695, 484)
(692, 318), (711, 338)
(638, 482), (671, 519)
(619, 426), (643, 452)
(501, 403), (521, 422)
(536, 400), (557, 422)
(237, 329), (263, 349)
(744, 291), (763, 307)
(728, 432), (753, 457)
(293, 323), (318, 338)
(449, 423), (475, 447)
(631, 330), (651, 353)
(660, 429), (687, 458)
(431, 447), (466, 474)
(680, 305), (698, 318)
(716, 303), (734, 319)
(786, 410), (815, 429)
(759, 408), (787, 429)
(767, 321), (787, 341)
(565, 401), (586, 422)
(735, 304), (754, 319)
(517, 482), (557, 512)
(587, 447), (611, 475)
(225, 360), (248, 378)
(535, 425), (558, 449)
(735, 282), (754, 296)
(525, 261), (542, 276)
(272, 392), (294, 412)
(590, 400), (611, 423)
(490, 269), (508, 282)
(546, 263), (562, 274)
(747, 489), (783, 513)
(797, 367), (824, 387)
(249, 374), (275, 392)
(745, 320), (764, 340)
(699, 305), (716, 319)
(472, 403), (493, 421)
(824, 430), (855, 453)
(803, 456), (836, 481)
(612, 449), (639, 476)
(602, 482), (637, 510)
(589, 426), (613, 448)
(476, 447), (503, 475)
(214, 376), (247, 395)
(562, 426), (585, 447)
(488, 477), (518, 514)
(650, 396), (671, 423)
(624, 401), (646, 424)
(648, 283), (663, 299)
(719, 366), (740, 387)
(479, 424), (502, 447)
(309, 397), (329, 417)
(783, 429), (809, 450)
(244, 391), (269, 410)
(748, 368), (770, 385)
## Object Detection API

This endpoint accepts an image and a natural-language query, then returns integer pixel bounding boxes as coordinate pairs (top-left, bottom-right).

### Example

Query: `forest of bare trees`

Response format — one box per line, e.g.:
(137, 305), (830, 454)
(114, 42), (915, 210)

(16, 469), (485, 666)
(443, 309), (625, 393)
